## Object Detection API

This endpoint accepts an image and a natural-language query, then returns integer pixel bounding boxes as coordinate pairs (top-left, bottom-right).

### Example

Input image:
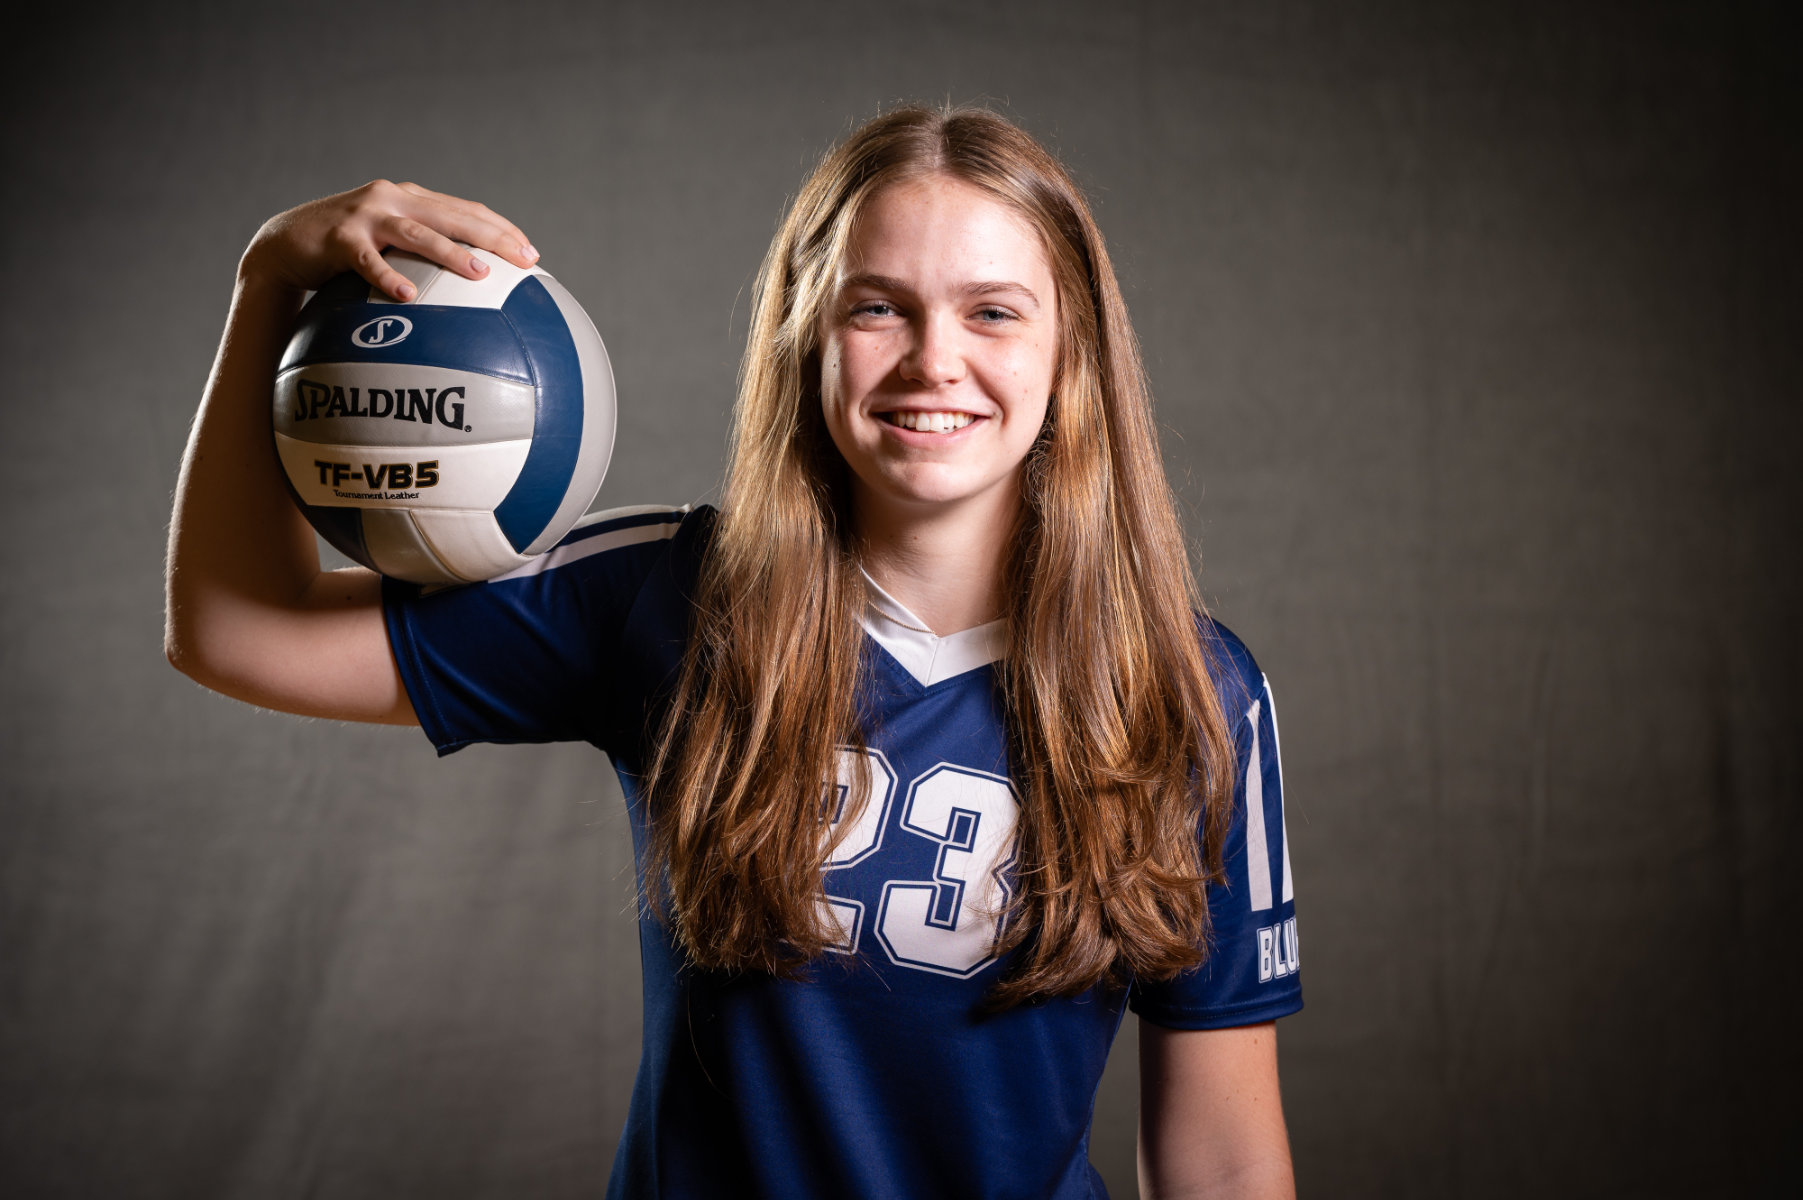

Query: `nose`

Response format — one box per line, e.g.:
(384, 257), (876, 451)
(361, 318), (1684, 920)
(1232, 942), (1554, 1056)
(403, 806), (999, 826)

(899, 311), (964, 387)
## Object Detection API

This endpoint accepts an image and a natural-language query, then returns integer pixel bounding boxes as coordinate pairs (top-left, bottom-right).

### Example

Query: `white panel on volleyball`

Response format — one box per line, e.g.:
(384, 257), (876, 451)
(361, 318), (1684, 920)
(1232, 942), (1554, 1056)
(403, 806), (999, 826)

(367, 247), (546, 308)
(273, 435), (532, 510)
(358, 510), (455, 582)
(400, 511), (526, 583)
(522, 272), (617, 555)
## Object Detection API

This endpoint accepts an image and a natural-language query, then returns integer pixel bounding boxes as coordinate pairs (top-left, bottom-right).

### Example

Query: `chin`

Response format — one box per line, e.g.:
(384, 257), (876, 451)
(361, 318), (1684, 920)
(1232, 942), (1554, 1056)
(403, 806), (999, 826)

(869, 470), (1009, 514)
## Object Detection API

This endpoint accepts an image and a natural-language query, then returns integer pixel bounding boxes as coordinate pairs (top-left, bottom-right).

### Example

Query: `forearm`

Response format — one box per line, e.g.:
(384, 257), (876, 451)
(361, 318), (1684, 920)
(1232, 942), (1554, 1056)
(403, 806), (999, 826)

(1138, 1022), (1296, 1200)
(1138, 1147), (1295, 1200)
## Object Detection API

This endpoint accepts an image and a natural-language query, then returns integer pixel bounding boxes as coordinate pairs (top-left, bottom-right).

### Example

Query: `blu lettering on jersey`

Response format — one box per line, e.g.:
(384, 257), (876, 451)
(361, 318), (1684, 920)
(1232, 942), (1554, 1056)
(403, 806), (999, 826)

(1256, 916), (1300, 983)
(291, 379), (468, 431)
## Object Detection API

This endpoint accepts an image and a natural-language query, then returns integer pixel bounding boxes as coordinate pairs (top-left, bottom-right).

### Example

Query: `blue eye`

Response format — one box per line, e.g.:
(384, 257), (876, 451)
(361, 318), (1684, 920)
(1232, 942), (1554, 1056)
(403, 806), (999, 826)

(853, 302), (895, 319)
(976, 307), (1015, 323)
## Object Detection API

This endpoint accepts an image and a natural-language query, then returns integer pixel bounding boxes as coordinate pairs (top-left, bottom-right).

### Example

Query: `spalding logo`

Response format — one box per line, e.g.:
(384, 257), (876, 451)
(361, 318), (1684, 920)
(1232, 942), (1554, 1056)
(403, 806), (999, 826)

(351, 315), (414, 348)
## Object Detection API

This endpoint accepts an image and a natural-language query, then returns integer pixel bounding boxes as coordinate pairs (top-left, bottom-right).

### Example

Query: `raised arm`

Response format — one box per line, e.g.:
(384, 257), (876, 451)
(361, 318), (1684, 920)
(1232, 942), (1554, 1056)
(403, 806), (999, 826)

(164, 181), (538, 722)
(1138, 1021), (1297, 1200)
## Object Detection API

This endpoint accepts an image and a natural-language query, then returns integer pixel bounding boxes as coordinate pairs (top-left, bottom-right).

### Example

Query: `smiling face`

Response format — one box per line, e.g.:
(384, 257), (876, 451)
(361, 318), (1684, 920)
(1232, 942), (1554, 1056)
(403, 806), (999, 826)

(818, 174), (1059, 533)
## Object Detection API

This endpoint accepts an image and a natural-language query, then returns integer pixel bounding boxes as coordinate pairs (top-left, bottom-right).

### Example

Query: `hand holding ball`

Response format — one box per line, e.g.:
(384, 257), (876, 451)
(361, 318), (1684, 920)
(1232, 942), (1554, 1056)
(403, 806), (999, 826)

(273, 247), (615, 584)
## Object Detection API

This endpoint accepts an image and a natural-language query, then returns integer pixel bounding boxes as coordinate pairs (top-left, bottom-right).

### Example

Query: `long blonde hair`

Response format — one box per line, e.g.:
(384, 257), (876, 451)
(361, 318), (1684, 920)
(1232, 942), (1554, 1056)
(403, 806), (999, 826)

(646, 105), (1235, 1005)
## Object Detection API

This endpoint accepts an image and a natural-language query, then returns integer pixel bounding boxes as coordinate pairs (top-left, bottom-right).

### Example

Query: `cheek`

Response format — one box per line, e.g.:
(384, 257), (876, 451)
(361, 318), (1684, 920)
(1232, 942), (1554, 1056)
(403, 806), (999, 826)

(1005, 339), (1056, 447)
(817, 344), (847, 419)
(821, 339), (888, 426)
(1036, 328), (1060, 389)
(1001, 338), (1057, 409)
(816, 344), (864, 460)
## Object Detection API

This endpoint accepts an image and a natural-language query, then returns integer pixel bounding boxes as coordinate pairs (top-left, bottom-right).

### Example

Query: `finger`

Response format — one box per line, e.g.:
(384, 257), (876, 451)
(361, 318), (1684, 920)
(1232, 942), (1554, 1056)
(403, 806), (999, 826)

(378, 214), (495, 283)
(335, 233), (419, 303)
(393, 182), (538, 268)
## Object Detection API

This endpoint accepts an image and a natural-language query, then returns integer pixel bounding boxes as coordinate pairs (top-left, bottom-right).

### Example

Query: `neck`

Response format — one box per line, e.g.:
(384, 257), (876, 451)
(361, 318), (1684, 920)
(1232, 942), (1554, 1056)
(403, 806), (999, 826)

(853, 486), (1018, 636)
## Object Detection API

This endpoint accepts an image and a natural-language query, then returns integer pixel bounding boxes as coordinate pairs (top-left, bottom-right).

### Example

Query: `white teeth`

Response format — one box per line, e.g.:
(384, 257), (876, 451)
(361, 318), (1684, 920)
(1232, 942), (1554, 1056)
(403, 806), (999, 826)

(885, 411), (974, 432)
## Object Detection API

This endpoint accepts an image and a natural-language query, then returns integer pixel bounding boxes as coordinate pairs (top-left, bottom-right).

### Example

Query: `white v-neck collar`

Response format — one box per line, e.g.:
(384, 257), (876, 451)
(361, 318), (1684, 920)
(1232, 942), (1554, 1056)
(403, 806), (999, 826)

(859, 570), (1008, 688)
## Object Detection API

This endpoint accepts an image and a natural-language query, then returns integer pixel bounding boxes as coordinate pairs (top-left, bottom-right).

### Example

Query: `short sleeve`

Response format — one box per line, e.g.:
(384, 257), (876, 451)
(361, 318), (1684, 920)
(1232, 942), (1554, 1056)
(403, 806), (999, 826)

(1130, 631), (1303, 1029)
(382, 505), (691, 755)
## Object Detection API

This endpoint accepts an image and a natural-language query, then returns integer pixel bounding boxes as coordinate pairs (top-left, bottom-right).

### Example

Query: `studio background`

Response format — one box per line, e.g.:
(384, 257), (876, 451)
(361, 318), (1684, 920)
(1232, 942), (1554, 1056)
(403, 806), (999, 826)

(4, 1), (1797, 1196)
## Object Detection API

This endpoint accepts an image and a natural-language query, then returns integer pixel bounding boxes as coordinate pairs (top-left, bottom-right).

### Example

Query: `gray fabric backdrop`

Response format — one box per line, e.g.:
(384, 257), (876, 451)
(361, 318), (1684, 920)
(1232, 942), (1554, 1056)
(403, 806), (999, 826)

(4, 1), (1797, 1196)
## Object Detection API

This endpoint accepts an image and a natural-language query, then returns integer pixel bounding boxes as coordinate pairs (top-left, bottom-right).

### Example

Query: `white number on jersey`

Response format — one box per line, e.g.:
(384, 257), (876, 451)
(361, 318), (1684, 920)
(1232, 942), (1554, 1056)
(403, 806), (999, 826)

(819, 753), (1020, 976)
(819, 748), (897, 953)
(876, 765), (1019, 977)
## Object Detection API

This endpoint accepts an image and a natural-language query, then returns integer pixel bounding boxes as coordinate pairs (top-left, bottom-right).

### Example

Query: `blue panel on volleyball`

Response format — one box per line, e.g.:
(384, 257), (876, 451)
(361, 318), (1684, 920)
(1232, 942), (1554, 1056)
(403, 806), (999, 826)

(493, 276), (584, 552)
(279, 304), (534, 384)
(301, 499), (371, 566)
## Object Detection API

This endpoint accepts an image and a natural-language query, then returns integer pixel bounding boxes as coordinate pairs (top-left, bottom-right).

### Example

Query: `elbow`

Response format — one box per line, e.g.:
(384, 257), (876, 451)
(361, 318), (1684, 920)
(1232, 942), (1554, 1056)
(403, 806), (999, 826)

(164, 589), (190, 677)
(164, 585), (236, 695)
(164, 565), (259, 696)
(165, 565), (199, 681)
(164, 613), (262, 706)
(165, 627), (201, 684)
(164, 607), (213, 689)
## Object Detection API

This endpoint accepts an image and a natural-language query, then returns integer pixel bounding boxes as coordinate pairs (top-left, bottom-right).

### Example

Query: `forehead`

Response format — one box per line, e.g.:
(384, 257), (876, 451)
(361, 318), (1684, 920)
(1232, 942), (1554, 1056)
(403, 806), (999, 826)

(842, 175), (1053, 285)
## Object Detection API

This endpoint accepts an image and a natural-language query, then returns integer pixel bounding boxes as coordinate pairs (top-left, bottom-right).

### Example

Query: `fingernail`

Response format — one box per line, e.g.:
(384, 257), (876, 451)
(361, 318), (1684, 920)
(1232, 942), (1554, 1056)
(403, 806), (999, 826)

(521, 243), (538, 261)
(470, 256), (488, 274)
(396, 282), (415, 300)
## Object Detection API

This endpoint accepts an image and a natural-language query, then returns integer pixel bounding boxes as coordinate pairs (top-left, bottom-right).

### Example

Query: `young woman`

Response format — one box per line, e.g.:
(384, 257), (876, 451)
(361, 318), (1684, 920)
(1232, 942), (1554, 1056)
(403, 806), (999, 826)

(166, 106), (1302, 1199)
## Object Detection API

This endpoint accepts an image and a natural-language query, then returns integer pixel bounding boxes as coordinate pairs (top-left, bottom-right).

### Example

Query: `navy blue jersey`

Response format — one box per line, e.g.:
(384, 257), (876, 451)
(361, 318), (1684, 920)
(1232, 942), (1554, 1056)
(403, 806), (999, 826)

(383, 504), (1301, 1200)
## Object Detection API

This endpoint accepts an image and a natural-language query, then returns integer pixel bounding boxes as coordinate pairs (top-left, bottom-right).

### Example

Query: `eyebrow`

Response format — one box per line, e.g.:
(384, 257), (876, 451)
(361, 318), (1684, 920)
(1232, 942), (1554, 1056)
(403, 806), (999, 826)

(840, 273), (1044, 312)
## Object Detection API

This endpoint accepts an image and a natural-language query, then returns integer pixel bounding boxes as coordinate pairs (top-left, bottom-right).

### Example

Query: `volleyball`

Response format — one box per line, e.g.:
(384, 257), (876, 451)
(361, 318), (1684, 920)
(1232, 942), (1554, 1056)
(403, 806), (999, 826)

(272, 247), (616, 584)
